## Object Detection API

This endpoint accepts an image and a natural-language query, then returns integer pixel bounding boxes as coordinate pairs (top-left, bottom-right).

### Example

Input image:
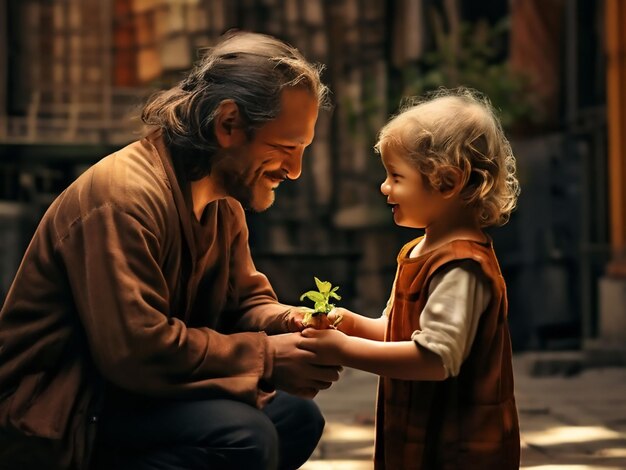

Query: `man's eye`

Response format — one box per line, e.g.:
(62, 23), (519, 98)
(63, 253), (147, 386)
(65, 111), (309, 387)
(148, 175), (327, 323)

(272, 144), (296, 152)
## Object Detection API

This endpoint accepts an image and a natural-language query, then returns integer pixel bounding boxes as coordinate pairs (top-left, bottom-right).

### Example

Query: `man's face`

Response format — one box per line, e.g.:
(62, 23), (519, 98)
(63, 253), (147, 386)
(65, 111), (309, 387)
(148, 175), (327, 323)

(214, 87), (319, 211)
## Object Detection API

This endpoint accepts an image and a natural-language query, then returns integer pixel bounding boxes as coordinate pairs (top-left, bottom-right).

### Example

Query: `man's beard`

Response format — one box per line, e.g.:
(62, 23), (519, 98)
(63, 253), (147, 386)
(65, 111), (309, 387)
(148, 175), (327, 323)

(219, 165), (276, 212)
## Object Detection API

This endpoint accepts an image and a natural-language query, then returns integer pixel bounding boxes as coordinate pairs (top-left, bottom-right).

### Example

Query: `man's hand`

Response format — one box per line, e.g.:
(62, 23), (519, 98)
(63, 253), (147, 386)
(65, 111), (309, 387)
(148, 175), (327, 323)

(267, 333), (342, 398)
(273, 306), (342, 332)
(276, 307), (308, 332)
(302, 311), (334, 330)
(298, 328), (348, 366)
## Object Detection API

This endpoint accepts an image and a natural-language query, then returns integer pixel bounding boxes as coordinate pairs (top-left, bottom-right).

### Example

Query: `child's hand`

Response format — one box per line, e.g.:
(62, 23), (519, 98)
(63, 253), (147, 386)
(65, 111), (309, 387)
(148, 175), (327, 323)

(298, 328), (346, 365)
(327, 308), (346, 329)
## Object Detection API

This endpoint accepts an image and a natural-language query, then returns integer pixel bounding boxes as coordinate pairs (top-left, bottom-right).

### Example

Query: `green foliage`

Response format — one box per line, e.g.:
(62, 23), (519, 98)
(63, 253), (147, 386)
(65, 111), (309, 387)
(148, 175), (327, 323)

(399, 14), (540, 130)
(299, 277), (342, 323)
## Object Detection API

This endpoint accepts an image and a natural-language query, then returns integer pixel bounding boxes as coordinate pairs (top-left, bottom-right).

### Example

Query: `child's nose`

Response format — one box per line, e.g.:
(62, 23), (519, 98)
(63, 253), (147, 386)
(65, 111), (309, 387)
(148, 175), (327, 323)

(380, 180), (390, 195)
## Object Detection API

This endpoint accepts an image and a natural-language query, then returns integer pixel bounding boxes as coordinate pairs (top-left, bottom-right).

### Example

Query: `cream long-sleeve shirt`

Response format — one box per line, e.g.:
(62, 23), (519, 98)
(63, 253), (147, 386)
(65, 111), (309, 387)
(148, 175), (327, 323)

(385, 259), (492, 378)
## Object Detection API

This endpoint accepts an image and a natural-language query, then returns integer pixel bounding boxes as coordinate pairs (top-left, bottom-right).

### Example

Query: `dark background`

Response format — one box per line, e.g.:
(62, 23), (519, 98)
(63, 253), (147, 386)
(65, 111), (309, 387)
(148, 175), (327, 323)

(0, 0), (612, 352)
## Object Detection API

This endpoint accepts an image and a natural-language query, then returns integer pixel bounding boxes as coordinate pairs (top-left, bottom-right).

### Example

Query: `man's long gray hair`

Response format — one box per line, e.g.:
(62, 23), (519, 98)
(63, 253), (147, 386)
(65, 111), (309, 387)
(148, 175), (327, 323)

(142, 30), (331, 180)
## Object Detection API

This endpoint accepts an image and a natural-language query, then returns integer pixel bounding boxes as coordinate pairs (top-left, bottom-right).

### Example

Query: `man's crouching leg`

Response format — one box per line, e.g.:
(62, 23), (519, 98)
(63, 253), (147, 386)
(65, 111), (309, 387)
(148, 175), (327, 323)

(263, 392), (325, 469)
(92, 391), (324, 470)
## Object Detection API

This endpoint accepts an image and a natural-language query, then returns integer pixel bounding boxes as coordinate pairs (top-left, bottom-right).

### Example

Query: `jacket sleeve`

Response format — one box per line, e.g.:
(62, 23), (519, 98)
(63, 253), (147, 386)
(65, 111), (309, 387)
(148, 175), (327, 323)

(59, 203), (273, 407)
(225, 201), (296, 335)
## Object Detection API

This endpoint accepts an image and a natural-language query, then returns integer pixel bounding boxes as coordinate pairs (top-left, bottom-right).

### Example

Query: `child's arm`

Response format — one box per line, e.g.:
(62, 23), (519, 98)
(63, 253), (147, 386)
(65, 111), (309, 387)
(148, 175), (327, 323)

(327, 269), (397, 339)
(299, 328), (447, 381)
(328, 307), (386, 341)
(300, 260), (492, 382)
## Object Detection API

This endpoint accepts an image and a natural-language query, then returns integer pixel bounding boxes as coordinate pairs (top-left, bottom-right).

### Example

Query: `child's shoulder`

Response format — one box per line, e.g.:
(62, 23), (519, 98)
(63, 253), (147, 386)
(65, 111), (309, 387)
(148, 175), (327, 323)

(446, 236), (496, 261)
(398, 236), (424, 258)
(420, 237), (498, 272)
(443, 237), (503, 280)
(399, 235), (492, 259)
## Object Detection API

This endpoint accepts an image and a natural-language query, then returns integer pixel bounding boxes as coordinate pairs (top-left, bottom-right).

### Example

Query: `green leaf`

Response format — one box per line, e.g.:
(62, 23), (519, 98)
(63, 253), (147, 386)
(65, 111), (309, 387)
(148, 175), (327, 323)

(300, 291), (325, 303)
(329, 292), (342, 301)
(314, 277), (332, 294)
(300, 277), (342, 317)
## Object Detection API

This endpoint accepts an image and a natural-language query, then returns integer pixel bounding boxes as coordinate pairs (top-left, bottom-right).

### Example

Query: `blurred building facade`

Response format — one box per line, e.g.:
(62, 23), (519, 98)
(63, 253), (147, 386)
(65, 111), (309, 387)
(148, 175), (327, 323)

(0, 0), (623, 356)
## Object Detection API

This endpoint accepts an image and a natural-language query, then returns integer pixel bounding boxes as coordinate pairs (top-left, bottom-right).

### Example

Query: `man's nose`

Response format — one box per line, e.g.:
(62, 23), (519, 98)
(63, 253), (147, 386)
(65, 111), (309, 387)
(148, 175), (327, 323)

(284, 148), (304, 180)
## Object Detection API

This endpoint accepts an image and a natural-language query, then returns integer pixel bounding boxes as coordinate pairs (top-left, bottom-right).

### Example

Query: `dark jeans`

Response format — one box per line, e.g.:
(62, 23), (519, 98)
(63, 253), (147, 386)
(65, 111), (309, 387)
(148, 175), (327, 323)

(92, 392), (324, 470)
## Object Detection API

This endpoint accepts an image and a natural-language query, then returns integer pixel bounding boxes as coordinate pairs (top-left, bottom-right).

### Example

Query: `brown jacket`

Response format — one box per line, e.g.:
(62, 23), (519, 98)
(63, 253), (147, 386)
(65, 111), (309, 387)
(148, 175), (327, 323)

(0, 132), (288, 469)
(375, 238), (520, 470)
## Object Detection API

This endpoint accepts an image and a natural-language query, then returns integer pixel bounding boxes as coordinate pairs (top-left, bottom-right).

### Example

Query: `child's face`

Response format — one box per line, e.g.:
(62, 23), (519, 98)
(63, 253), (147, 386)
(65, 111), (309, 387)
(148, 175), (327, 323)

(379, 145), (446, 229)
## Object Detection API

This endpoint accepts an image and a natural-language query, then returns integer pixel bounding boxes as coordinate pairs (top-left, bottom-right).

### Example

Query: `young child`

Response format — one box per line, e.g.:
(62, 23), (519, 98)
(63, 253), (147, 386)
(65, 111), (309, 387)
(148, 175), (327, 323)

(299, 88), (521, 469)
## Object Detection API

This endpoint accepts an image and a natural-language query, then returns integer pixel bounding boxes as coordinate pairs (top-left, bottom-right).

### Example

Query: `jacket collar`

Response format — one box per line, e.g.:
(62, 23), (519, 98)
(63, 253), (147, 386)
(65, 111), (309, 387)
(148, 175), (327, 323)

(145, 129), (197, 261)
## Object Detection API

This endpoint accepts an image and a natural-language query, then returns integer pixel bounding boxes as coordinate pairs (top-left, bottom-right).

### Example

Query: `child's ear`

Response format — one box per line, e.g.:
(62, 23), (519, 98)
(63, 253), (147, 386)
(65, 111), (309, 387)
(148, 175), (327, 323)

(439, 168), (464, 198)
(214, 99), (246, 148)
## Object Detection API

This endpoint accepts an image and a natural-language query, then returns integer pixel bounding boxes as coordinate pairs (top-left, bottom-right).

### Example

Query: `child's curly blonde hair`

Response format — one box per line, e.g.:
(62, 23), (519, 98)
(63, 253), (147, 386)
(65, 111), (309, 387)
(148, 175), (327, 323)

(375, 88), (520, 227)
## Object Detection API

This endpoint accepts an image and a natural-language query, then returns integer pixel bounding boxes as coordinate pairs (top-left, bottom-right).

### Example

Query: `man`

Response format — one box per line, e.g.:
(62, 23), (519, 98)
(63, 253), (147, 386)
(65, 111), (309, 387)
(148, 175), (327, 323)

(0, 31), (340, 469)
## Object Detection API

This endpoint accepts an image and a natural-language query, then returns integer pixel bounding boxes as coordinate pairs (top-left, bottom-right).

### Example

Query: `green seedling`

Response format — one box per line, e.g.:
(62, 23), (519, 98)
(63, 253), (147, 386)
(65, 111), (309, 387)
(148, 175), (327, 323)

(299, 277), (343, 328)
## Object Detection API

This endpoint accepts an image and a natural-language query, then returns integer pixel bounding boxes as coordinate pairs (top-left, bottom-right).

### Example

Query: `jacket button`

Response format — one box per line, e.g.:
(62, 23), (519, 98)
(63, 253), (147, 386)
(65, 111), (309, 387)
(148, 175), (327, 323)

(89, 415), (98, 424)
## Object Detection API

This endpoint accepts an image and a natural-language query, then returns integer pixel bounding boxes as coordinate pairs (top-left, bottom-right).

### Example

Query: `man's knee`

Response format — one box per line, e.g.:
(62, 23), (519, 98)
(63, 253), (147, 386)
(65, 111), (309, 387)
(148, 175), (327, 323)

(210, 405), (279, 469)
(233, 411), (279, 455)
(263, 394), (325, 469)
(291, 398), (325, 440)
(270, 393), (325, 440)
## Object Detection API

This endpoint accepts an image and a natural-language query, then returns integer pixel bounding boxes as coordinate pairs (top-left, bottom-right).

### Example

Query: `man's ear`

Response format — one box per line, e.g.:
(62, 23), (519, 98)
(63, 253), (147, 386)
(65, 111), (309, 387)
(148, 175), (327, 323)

(439, 167), (464, 198)
(214, 100), (245, 148)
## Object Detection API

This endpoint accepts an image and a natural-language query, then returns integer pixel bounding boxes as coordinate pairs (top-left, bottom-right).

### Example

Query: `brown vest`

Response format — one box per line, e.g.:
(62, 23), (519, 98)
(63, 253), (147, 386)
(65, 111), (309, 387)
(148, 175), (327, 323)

(374, 237), (520, 470)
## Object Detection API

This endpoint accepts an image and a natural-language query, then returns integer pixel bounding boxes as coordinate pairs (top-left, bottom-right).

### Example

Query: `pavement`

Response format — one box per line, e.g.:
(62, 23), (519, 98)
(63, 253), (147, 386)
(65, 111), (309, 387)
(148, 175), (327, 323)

(302, 352), (626, 469)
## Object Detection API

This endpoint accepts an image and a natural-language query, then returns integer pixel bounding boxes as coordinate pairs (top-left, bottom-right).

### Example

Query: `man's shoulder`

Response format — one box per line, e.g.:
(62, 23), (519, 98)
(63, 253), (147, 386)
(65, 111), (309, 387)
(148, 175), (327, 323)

(84, 138), (170, 204)
(217, 197), (248, 231)
(220, 197), (245, 216)
(45, 137), (175, 234)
